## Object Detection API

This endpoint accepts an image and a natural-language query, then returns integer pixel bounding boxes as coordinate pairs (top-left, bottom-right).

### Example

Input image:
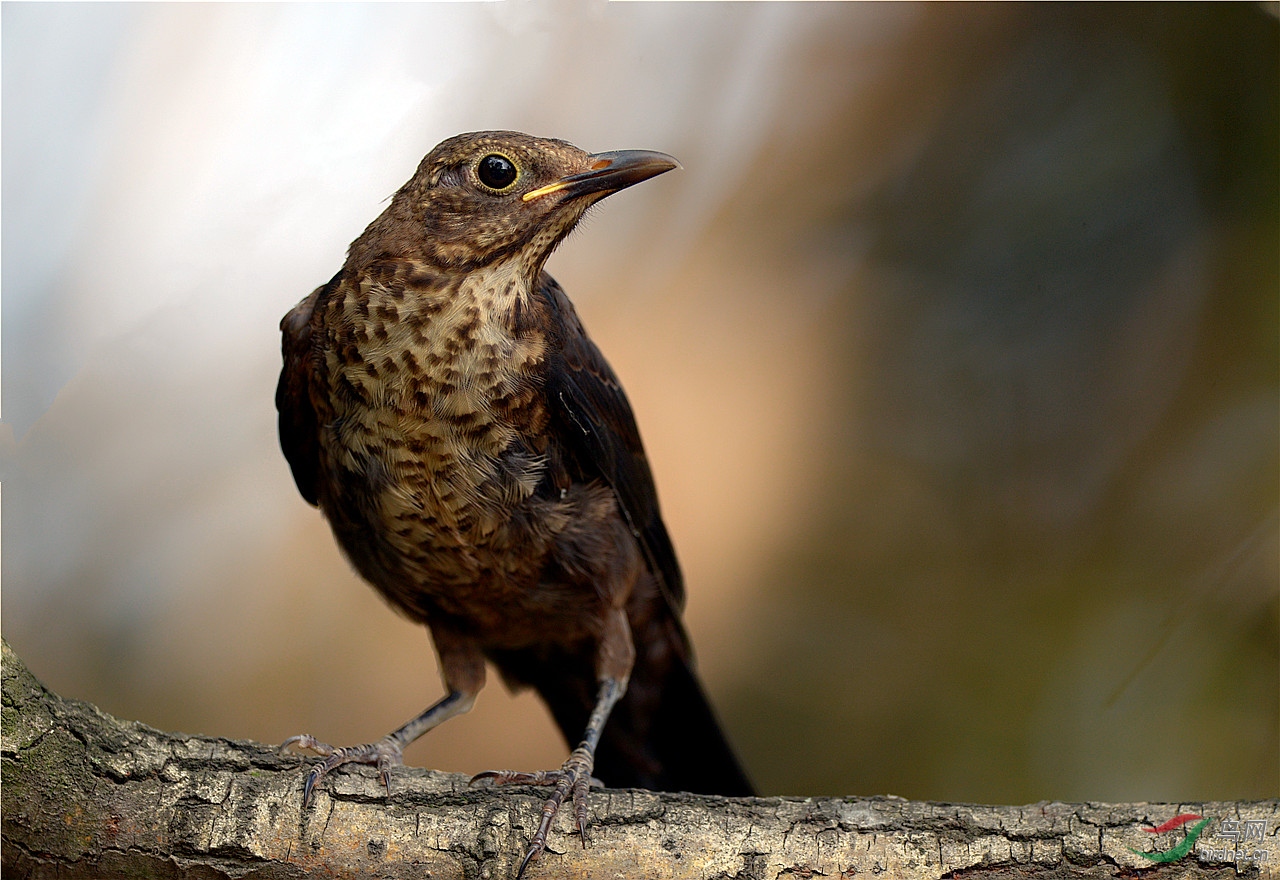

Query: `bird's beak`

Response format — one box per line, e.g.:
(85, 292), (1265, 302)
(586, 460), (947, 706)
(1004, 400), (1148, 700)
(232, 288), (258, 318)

(522, 150), (680, 202)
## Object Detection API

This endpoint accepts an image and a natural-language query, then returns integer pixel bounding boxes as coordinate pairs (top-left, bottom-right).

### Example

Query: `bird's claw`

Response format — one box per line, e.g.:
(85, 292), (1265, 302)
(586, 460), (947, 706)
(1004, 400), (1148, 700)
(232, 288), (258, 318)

(471, 768), (558, 786)
(472, 745), (597, 876)
(280, 733), (334, 757)
(281, 734), (404, 808)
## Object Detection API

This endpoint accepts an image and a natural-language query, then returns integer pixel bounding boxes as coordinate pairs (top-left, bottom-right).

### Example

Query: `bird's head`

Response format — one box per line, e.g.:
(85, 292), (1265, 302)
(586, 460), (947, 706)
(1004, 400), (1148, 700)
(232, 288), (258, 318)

(349, 131), (679, 274)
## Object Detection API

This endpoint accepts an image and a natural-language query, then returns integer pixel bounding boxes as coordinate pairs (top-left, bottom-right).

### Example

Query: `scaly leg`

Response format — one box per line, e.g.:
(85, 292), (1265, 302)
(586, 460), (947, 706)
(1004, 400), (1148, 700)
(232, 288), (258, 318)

(473, 608), (635, 877)
(283, 626), (485, 807)
(283, 688), (475, 806)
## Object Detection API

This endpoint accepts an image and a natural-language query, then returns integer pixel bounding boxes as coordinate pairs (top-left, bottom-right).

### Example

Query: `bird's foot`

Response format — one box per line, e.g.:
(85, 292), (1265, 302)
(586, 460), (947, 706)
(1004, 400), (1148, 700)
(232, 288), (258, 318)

(471, 745), (599, 876)
(281, 734), (404, 808)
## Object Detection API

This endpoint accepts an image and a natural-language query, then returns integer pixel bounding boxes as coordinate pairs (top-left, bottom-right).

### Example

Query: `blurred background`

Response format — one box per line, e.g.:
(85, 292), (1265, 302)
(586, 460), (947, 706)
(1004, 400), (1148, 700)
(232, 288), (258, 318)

(2, 3), (1275, 804)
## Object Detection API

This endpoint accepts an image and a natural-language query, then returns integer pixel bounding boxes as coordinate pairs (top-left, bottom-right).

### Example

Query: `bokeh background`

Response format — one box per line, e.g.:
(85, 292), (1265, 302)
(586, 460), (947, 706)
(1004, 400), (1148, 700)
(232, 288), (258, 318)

(3, 3), (1275, 804)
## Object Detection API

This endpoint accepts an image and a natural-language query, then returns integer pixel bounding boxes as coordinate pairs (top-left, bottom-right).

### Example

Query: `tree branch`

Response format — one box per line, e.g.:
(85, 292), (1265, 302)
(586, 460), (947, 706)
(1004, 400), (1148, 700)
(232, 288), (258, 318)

(2, 637), (1275, 879)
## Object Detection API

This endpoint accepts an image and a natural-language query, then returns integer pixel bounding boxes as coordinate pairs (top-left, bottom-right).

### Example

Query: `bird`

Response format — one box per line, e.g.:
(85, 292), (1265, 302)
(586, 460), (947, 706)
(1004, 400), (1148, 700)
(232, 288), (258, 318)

(275, 130), (754, 872)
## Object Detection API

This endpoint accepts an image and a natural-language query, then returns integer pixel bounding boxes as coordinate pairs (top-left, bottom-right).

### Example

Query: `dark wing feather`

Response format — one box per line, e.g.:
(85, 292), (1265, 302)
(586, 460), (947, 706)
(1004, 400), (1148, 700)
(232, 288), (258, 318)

(511, 280), (755, 793)
(276, 281), (331, 507)
(535, 273), (685, 612)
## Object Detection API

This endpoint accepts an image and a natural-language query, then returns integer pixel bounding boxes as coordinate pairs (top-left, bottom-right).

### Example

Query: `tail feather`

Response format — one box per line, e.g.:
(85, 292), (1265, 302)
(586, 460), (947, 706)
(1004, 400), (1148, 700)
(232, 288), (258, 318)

(597, 649), (754, 796)
(492, 635), (753, 797)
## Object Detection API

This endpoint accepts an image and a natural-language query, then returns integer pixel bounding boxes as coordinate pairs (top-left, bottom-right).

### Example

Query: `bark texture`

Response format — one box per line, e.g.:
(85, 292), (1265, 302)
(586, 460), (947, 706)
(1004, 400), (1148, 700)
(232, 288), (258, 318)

(2, 638), (1275, 879)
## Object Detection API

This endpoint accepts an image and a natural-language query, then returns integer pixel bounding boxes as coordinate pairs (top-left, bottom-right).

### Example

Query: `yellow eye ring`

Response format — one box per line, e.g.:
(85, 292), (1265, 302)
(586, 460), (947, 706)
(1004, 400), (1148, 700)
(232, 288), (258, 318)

(475, 153), (520, 192)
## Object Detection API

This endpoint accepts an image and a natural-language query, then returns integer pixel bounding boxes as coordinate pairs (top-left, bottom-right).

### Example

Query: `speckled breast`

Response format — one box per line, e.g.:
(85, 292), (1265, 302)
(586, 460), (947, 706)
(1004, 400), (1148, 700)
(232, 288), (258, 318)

(315, 260), (557, 618)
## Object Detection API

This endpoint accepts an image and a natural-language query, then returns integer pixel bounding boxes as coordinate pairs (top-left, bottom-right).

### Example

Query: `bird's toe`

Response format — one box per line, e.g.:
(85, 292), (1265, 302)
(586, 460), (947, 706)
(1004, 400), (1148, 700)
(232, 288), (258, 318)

(287, 737), (405, 808)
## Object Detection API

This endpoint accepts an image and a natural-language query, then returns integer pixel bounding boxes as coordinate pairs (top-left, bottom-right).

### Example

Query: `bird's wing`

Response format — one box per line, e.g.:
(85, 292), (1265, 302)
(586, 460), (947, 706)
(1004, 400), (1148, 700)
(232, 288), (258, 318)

(276, 281), (331, 508)
(536, 273), (686, 612)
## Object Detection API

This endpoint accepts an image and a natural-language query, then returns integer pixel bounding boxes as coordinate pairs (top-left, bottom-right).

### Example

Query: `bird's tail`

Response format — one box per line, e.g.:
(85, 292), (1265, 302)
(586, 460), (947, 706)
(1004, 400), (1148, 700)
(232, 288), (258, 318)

(598, 643), (755, 796)
(494, 617), (754, 797)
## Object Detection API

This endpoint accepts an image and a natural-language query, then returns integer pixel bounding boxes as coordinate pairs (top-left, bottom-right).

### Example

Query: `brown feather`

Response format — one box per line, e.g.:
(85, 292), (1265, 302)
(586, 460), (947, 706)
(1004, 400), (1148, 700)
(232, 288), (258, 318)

(276, 133), (752, 823)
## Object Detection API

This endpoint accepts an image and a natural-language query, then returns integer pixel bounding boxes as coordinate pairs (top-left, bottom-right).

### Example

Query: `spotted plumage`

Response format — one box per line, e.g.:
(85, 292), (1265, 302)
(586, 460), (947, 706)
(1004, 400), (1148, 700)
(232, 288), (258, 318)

(276, 131), (752, 874)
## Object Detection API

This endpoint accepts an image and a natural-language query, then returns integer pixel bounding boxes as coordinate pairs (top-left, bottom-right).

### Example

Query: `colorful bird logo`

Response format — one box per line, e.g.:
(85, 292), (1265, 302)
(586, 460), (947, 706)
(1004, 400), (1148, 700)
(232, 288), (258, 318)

(1130, 813), (1209, 863)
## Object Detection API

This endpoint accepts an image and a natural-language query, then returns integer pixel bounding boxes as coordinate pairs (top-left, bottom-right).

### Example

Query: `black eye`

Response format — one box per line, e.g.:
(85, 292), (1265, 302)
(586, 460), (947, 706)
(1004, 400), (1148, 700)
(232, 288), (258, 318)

(477, 153), (518, 191)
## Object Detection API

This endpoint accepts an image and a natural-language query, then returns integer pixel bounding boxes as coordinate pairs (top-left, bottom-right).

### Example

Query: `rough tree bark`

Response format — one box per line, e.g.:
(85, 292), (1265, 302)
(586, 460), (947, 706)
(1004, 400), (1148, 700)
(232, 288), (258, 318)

(2, 638), (1275, 879)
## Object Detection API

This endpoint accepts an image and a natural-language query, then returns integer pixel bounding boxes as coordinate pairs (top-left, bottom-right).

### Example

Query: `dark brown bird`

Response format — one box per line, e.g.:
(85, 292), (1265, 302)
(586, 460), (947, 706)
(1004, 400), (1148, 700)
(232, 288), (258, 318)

(276, 130), (753, 871)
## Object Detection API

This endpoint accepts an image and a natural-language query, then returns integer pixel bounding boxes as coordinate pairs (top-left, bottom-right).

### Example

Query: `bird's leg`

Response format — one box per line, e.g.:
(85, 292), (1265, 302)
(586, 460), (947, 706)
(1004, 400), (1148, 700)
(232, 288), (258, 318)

(282, 689), (476, 807)
(283, 628), (485, 807)
(473, 608), (634, 876)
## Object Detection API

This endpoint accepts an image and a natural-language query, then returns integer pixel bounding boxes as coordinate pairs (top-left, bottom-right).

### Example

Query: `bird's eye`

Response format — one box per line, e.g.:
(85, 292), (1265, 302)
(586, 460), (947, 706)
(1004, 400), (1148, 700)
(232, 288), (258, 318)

(476, 153), (519, 191)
